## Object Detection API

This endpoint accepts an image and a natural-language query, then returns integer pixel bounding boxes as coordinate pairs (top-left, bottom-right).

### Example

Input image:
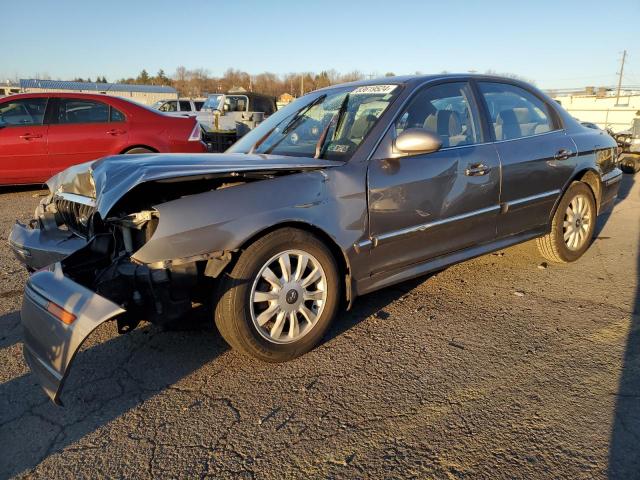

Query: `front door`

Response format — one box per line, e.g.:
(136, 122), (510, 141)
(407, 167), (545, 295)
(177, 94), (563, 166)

(47, 98), (129, 176)
(476, 81), (576, 236)
(367, 81), (501, 275)
(0, 97), (50, 183)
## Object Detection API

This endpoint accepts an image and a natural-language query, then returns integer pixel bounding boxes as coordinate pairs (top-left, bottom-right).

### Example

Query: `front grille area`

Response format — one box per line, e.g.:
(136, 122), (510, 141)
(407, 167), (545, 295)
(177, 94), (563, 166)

(54, 196), (96, 237)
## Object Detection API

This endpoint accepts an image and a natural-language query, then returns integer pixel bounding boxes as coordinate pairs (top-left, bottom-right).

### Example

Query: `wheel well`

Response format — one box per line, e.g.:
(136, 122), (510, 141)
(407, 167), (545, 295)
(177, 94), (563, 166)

(120, 145), (158, 154)
(547, 169), (602, 225)
(574, 169), (602, 214)
(235, 222), (353, 307)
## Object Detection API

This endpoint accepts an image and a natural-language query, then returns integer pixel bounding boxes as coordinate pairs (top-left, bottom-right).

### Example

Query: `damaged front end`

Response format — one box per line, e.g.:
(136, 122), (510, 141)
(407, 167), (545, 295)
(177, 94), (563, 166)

(9, 192), (92, 271)
(17, 153), (339, 403)
(21, 210), (230, 404)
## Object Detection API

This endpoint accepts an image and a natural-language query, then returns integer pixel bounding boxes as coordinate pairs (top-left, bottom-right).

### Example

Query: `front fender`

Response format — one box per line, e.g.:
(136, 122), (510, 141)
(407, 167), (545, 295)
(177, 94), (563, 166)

(132, 171), (330, 264)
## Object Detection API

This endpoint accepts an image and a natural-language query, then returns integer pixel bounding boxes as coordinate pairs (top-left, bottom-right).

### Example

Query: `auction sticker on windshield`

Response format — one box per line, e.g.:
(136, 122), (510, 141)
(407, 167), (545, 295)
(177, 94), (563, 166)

(351, 85), (397, 95)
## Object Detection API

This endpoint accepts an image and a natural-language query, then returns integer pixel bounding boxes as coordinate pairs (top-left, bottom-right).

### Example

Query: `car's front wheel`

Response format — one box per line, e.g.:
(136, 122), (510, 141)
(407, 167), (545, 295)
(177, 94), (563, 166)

(215, 228), (341, 362)
(537, 181), (596, 263)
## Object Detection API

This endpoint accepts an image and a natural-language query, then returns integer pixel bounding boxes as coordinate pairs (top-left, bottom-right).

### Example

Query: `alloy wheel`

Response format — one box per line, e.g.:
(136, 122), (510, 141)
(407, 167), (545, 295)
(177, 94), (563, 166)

(563, 193), (592, 251)
(249, 249), (327, 344)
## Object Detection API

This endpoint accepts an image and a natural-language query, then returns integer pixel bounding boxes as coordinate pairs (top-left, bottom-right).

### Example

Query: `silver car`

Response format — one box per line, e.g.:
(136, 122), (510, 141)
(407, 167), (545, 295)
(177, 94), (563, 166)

(11, 74), (622, 403)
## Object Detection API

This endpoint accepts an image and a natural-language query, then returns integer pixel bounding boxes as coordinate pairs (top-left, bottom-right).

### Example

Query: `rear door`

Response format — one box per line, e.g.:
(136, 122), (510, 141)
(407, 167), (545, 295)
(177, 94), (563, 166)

(476, 81), (575, 236)
(0, 97), (50, 183)
(367, 81), (501, 275)
(47, 98), (130, 176)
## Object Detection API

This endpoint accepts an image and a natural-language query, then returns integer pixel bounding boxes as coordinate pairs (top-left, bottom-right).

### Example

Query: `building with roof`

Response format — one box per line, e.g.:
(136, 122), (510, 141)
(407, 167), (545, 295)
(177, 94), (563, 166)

(549, 86), (640, 132)
(19, 79), (177, 105)
(0, 81), (20, 97)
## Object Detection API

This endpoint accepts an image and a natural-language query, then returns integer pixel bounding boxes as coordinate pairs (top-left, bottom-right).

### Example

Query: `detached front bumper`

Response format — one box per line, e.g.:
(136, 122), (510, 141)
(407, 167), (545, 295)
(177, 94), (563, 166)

(21, 263), (125, 404)
(9, 221), (87, 271)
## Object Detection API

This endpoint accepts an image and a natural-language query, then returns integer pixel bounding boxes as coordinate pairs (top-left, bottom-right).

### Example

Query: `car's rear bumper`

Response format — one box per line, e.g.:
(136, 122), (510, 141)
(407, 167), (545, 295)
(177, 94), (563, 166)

(600, 168), (623, 212)
(8, 221), (87, 271)
(21, 263), (125, 404)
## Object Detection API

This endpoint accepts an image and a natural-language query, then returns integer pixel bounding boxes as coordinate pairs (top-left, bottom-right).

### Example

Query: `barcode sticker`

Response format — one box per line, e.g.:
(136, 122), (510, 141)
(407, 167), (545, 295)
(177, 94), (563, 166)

(351, 85), (397, 95)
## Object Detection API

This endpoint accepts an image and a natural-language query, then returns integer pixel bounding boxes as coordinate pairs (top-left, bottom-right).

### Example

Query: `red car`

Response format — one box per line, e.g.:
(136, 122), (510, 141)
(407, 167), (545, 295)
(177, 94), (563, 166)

(0, 93), (207, 185)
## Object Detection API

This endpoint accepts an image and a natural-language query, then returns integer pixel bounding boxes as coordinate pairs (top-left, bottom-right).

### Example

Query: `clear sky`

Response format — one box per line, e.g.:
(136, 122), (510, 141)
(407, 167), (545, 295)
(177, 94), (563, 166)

(2, 0), (638, 89)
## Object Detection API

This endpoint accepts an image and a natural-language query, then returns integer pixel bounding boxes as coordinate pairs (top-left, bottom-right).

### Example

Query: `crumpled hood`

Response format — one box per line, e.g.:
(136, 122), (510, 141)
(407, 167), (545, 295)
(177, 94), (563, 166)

(46, 153), (342, 216)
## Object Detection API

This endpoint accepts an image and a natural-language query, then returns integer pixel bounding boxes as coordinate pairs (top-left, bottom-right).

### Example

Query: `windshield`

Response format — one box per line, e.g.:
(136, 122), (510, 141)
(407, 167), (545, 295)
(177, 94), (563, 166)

(202, 94), (223, 111)
(229, 84), (400, 161)
(151, 101), (164, 109)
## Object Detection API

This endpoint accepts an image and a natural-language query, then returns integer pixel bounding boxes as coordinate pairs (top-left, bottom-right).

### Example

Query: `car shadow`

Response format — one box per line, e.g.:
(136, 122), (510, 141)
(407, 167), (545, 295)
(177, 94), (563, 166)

(0, 274), (420, 477)
(0, 310), (20, 349)
(0, 184), (47, 195)
(594, 175), (633, 237)
(608, 172), (639, 478)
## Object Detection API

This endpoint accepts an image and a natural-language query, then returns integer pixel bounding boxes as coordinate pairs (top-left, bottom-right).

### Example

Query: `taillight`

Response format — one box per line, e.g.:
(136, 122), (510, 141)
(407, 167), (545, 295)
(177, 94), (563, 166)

(188, 122), (202, 142)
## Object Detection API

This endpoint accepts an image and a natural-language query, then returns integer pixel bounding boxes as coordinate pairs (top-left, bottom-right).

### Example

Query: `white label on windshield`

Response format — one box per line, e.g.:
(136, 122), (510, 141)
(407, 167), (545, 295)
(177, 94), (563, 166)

(351, 85), (397, 95)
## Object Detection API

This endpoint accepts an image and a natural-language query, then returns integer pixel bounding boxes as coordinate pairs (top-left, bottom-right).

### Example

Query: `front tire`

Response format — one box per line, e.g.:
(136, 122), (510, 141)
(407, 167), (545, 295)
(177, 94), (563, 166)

(537, 181), (596, 263)
(215, 228), (341, 362)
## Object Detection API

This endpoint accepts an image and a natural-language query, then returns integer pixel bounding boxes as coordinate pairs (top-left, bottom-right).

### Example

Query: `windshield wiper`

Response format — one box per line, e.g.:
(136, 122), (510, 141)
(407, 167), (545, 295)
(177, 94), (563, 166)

(248, 125), (277, 154)
(251, 94), (328, 155)
(259, 95), (329, 155)
(281, 94), (327, 135)
(314, 93), (350, 159)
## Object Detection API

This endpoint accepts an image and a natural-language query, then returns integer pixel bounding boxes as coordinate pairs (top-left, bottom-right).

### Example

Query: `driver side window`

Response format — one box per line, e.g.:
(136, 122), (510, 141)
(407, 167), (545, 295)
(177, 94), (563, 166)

(396, 82), (480, 148)
(0, 98), (48, 126)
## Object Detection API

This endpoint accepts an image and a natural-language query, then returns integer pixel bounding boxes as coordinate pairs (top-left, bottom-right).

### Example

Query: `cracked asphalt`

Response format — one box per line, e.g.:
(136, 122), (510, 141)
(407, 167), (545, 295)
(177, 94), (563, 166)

(0, 174), (638, 479)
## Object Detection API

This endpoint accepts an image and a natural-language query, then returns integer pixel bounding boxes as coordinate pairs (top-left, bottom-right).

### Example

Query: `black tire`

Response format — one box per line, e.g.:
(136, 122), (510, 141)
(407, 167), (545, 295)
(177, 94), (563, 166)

(214, 228), (341, 362)
(536, 181), (596, 263)
(620, 157), (638, 174)
(124, 147), (153, 154)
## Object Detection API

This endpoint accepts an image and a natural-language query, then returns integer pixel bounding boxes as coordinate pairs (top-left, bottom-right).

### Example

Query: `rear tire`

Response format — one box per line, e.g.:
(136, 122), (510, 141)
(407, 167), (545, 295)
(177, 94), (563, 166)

(620, 156), (639, 174)
(215, 228), (341, 362)
(536, 182), (596, 263)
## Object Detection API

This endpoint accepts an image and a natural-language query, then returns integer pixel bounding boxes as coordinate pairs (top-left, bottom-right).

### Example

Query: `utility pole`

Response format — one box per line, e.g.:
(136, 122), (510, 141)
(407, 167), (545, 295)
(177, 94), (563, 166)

(615, 49), (627, 106)
(300, 74), (304, 96)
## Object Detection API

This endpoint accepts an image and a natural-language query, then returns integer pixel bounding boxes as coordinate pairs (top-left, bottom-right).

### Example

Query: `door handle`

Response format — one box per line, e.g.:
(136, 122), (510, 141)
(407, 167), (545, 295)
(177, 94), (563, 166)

(465, 163), (490, 176)
(106, 129), (126, 136)
(554, 149), (574, 160)
(19, 133), (43, 140)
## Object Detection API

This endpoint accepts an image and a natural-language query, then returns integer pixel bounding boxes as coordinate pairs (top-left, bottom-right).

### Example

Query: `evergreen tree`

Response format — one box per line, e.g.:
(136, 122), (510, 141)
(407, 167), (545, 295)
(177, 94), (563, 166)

(137, 69), (150, 84)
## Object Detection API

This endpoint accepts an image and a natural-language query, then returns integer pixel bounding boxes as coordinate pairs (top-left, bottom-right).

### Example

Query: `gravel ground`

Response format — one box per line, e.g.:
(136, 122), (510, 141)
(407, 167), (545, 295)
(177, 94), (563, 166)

(0, 175), (638, 479)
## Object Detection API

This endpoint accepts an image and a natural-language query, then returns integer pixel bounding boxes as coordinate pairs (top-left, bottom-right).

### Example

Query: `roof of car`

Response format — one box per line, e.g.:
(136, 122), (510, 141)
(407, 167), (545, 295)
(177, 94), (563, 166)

(317, 73), (535, 91)
(20, 79), (176, 94)
(0, 92), (139, 103)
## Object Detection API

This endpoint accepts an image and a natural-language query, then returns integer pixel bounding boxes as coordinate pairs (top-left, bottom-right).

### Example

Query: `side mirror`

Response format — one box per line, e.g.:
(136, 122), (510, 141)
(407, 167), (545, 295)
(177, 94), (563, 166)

(394, 128), (442, 155)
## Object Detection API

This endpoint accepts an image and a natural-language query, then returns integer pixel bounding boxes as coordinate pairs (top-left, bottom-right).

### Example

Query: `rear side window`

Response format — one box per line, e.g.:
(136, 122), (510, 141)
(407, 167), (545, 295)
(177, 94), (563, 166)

(57, 99), (109, 124)
(395, 82), (481, 148)
(194, 101), (204, 111)
(224, 96), (248, 112)
(110, 107), (125, 122)
(179, 100), (191, 111)
(478, 82), (556, 140)
(159, 101), (177, 112)
(0, 98), (48, 126)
